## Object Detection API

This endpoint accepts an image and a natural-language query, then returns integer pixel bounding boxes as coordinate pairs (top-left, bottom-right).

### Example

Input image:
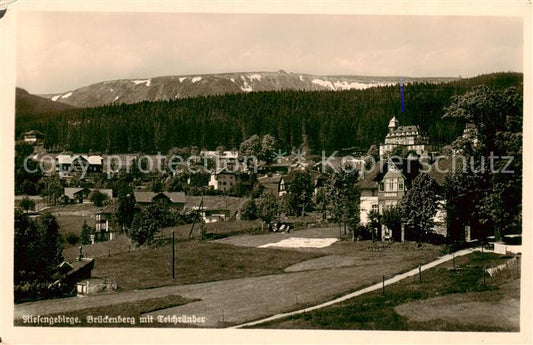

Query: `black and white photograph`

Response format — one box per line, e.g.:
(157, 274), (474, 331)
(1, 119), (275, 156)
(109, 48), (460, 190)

(1, 0), (531, 343)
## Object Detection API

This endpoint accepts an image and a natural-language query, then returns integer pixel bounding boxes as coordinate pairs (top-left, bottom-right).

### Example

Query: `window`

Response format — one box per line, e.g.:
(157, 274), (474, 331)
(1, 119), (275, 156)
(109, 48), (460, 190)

(398, 181), (404, 191)
(379, 182), (384, 191)
(372, 204), (379, 212)
(388, 180), (394, 191)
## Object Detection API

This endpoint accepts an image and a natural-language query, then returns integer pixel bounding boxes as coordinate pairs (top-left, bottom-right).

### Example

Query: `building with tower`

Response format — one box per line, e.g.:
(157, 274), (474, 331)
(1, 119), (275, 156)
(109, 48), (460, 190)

(379, 116), (431, 159)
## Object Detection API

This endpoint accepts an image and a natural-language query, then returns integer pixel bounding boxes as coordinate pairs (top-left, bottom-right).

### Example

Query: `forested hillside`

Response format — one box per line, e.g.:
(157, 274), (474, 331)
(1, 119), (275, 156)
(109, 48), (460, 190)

(16, 73), (522, 154)
(15, 88), (75, 117)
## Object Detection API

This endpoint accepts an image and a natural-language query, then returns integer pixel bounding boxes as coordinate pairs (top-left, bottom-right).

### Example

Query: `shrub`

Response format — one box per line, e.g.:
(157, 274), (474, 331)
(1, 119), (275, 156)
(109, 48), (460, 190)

(89, 190), (108, 207)
(241, 199), (258, 220)
(65, 233), (80, 246)
(353, 224), (373, 241)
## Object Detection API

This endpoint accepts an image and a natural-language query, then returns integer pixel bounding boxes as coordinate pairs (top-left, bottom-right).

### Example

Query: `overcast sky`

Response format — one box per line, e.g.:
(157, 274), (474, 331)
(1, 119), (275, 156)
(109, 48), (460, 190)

(17, 12), (522, 94)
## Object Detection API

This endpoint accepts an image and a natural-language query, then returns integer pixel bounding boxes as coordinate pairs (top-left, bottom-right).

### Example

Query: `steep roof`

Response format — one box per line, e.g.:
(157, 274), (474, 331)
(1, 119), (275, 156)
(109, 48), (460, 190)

(214, 167), (237, 175)
(358, 160), (386, 189)
(391, 125), (420, 134)
(184, 195), (248, 212)
(134, 191), (158, 203)
(163, 192), (186, 204)
(63, 187), (87, 200)
(56, 154), (72, 165)
(24, 130), (45, 136)
(99, 201), (118, 214)
(388, 116), (399, 128)
(86, 155), (103, 165)
(257, 175), (282, 195)
(358, 158), (422, 189)
(56, 154), (103, 165)
(133, 191), (185, 204)
(383, 167), (405, 179)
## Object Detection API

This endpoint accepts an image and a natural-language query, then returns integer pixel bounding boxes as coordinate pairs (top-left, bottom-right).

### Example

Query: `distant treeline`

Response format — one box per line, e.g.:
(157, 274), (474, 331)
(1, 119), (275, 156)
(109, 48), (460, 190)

(16, 72), (522, 154)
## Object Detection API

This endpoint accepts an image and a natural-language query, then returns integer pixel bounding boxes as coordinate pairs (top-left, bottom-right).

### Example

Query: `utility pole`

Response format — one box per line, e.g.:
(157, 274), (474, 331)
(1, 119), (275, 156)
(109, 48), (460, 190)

(188, 198), (203, 238)
(172, 231), (175, 279)
(199, 197), (205, 240)
(452, 252), (456, 269)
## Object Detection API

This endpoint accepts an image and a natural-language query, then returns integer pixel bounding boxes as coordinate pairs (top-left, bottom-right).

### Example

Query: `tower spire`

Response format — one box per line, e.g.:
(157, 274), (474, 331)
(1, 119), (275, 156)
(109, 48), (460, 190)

(388, 116), (399, 133)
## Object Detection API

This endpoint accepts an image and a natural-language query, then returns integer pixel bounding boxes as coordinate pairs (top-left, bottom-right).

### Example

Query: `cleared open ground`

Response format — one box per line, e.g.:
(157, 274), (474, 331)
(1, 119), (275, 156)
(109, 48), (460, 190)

(259, 252), (520, 331)
(15, 227), (444, 327)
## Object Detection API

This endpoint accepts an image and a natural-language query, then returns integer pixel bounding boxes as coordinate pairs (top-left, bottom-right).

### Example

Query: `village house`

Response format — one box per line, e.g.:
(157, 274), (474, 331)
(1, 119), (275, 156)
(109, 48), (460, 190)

(56, 154), (103, 179)
(289, 159), (314, 172)
(95, 202), (118, 242)
(359, 158), (419, 223)
(278, 175), (291, 196)
(257, 174), (283, 196)
(53, 257), (95, 295)
(359, 157), (447, 241)
(184, 195), (245, 224)
(23, 130), (45, 145)
(200, 150), (239, 160)
(208, 168), (237, 192)
(452, 122), (480, 154)
(134, 191), (186, 209)
(63, 187), (113, 204)
(188, 204), (231, 223)
(379, 116), (431, 159)
(311, 173), (328, 196)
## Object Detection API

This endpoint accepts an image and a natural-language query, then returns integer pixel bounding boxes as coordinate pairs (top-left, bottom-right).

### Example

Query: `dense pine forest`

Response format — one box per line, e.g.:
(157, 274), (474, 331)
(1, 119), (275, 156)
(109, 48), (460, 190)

(15, 72), (522, 154)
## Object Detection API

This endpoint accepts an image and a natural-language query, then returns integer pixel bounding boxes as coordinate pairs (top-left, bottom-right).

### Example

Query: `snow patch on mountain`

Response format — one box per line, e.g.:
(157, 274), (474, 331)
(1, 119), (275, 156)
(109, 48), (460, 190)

(249, 74), (262, 82)
(192, 77), (202, 83)
(113, 96), (119, 102)
(312, 79), (335, 90)
(230, 78), (235, 83)
(299, 75), (304, 81)
(179, 77), (186, 83)
(333, 81), (370, 90)
(51, 95), (61, 102)
(241, 80), (253, 92)
(61, 92), (73, 99)
(132, 79), (151, 86)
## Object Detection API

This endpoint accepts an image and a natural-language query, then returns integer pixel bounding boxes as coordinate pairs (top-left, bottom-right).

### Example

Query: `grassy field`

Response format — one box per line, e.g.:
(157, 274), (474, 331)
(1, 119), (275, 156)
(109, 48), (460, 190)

(46, 203), (101, 248)
(159, 219), (263, 240)
(92, 240), (323, 291)
(46, 203), (102, 216)
(56, 215), (95, 237)
(62, 234), (136, 261)
(15, 230), (450, 328)
(258, 252), (520, 331)
(15, 295), (197, 328)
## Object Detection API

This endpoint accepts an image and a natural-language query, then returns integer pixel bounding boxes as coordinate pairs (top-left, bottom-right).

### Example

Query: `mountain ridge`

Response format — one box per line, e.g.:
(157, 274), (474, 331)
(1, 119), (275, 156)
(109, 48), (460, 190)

(36, 71), (458, 108)
(15, 87), (75, 115)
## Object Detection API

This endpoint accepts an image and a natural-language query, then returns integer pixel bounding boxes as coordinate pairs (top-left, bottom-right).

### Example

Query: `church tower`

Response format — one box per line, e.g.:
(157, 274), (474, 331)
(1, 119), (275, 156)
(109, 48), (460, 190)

(388, 116), (399, 133)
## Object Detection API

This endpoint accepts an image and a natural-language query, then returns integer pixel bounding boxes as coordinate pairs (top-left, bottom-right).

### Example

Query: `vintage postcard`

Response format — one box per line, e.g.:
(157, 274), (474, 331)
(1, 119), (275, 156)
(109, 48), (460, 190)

(1, 0), (531, 344)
